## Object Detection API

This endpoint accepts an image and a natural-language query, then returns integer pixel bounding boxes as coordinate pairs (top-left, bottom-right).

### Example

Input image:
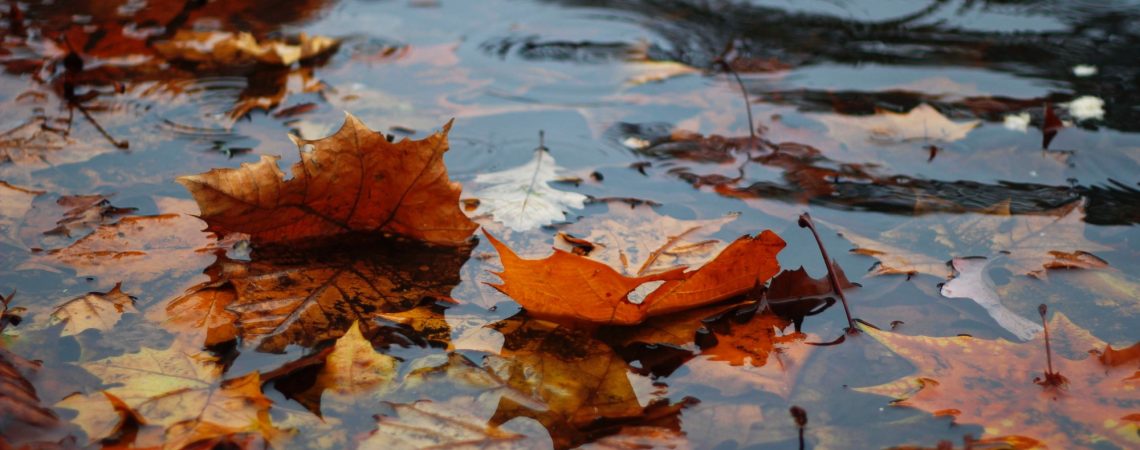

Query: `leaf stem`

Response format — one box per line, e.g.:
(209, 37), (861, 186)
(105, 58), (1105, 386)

(798, 212), (857, 332)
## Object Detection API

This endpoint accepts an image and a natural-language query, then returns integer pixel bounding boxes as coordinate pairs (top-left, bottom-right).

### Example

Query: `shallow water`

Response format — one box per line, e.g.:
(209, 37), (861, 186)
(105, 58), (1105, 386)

(1, 1), (1138, 448)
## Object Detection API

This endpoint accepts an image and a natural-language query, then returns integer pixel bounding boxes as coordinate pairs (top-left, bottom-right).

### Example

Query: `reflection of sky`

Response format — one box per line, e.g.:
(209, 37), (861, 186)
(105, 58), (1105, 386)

(749, 0), (1071, 32)
(776, 64), (1054, 99)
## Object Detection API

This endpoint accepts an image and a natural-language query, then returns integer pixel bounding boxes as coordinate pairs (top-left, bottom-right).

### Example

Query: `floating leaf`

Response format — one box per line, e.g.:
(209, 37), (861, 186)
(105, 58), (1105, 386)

(471, 149), (588, 231)
(485, 227), (783, 325)
(49, 282), (138, 336)
(364, 399), (550, 449)
(179, 115), (475, 247)
(857, 314), (1140, 448)
(940, 257), (1043, 340)
(816, 104), (979, 145)
(154, 31), (338, 66)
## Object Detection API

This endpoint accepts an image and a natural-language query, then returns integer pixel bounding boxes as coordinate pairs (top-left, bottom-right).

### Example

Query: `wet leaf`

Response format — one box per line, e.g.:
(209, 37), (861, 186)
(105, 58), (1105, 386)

(49, 282), (138, 336)
(485, 226), (784, 325)
(816, 104), (979, 145)
(179, 115), (476, 246)
(154, 31), (338, 66)
(153, 284), (239, 348)
(0, 348), (60, 443)
(831, 200), (1109, 278)
(857, 313), (1140, 448)
(470, 149), (588, 231)
(293, 321), (398, 414)
(55, 391), (147, 446)
(940, 257), (1043, 340)
(207, 237), (471, 351)
(0, 180), (44, 248)
(363, 399), (551, 449)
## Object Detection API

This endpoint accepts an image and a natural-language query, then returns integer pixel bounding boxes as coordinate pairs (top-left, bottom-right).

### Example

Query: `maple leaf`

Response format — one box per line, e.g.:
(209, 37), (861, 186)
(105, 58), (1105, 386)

(191, 237), (470, 351)
(363, 399), (551, 449)
(815, 104), (980, 145)
(49, 282), (138, 336)
(154, 31), (339, 67)
(291, 321), (398, 415)
(470, 148), (588, 231)
(940, 257), (1043, 340)
(55, 391), (147, 446)
(29, 194), (138, 244)
(78, 345), (283, 448)
(856, 313), (1140, 448)
(152, 283), (238, 348)
(0, 348), (60, 443)
(830, 200), (1109, 278)
(178, 114), (476, 246)
(484, 222), (784, 325)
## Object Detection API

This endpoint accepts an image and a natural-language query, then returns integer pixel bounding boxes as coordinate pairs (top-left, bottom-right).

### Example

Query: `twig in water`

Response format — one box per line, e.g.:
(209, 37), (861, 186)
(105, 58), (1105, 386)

(798, 212), (857, 332)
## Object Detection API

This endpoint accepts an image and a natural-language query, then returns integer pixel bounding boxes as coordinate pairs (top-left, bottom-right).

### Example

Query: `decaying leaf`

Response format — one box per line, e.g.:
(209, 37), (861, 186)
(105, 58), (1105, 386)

(816, 104), (980, 145)
(551, 202), (739, 276)
(485, 226), (784, 325)
(154, 31), (338, 66)
(857, 313), (1140, 448)
(470, 149), (588, 231)
(830, 200), (1109, 278)
(363, 399), (551, 449)
(198, 237), (471, 351)
(940, 257), (1043, 340)
(49, 282), (138, 336)
(179, 115), (477, 246)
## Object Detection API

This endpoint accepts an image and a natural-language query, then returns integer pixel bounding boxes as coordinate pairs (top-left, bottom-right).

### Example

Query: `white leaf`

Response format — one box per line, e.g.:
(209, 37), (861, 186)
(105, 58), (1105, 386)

(940, 257), (1042, 341)
(472, 151), (588, 231)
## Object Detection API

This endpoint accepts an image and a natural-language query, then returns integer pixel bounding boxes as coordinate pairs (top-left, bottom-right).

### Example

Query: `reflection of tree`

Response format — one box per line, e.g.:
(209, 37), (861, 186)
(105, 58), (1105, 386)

(536, 0), (1139, 131)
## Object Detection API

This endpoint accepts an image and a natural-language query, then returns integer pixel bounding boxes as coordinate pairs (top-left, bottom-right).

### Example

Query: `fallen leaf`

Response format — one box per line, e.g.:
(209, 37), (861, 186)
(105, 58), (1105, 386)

(830, 200), (1109, 278)
(293, 321), (398, 414)
(767, 264), (857, 304)
(940, 257), (1043, 340)
(486, 316), (685, 448)
(56, 391), (148, 446)
(49, 282), (138, 336)
(208, 237), (471, 351)
(179, 114), (476, 246)
(0, 181), (44, 248)
(79, 345), (283, 448)
(856, 313), (1140, 448)
(153, 284), (239, 348)
(154, 31), (338, 66)
(470, 149), (588, 231)
(551, 202), (739, 276)
(0, 348), (59, 443)
(29, 194), (138, 244)
(485, 227), (784, 325)
(363, 399), (551, 449)
(815, 104), (980, 145)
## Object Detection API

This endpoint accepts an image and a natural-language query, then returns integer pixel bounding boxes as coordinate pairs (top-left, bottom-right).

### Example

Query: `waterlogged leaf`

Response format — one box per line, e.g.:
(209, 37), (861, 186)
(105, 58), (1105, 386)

(31, 213), (217, 288)
(486, 316), (685, 448)
(363, 399), (551, 449)
(80, 346), (282, 448)
(207, 238), (471, 351)
(49, 282), (138, 336)
(767, 264), (856, 303)
(471, 149), (588, 231)
(154, 31), (338, 66)
(179, 115), (476, 246)
(940, 257), (1043, 340)
(293, 321), (398, 414)
(0, 348), (59, 442)
(25, 193), (137, 246)
(55, 391), (147, 446)
(816, 104), (980, 145)
(0, 180), (44, 248)
(153, 284), (239, 348)
(485, 228), (784, 325)
(552, 202), (739, 276)
(831, 200), (1109, 278)
(857, 313), (1140, 448)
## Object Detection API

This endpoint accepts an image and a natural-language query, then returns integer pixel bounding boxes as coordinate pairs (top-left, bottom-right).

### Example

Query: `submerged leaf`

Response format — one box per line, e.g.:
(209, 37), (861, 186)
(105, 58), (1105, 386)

(940, 257), (1043, 340)
(816, 104), (979, 145)
(179, 115), (476, 246)
(49, 282), (138, 336)
(364, 399), (550, 449)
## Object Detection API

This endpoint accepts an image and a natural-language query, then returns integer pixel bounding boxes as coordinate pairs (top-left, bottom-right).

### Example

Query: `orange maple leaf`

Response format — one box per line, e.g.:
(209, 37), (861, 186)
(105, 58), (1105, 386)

(178, 114), (477, 247)
(857, 313), (1140, 448)
(484, 229), (784, 325)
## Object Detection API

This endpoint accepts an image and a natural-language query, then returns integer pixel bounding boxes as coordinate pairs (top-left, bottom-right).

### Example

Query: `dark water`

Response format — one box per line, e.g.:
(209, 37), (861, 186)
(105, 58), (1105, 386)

(1, 0), (1138, 448)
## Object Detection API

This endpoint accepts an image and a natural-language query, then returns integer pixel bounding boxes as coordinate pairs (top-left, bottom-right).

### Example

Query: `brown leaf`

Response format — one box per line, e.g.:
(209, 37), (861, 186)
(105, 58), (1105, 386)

(364, 399), (551, 449)
(206, 238), (471, 351)
(767, 263), (856, 304)
(485, 228), (784, 325)
(154, 31), (339, 66)
(0, 348), (59, 442)
(816, 104), (979, 146)
(49, 282), (138, 336)
(856, 313), (1140, 448)
(178, 114), (476, 246)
